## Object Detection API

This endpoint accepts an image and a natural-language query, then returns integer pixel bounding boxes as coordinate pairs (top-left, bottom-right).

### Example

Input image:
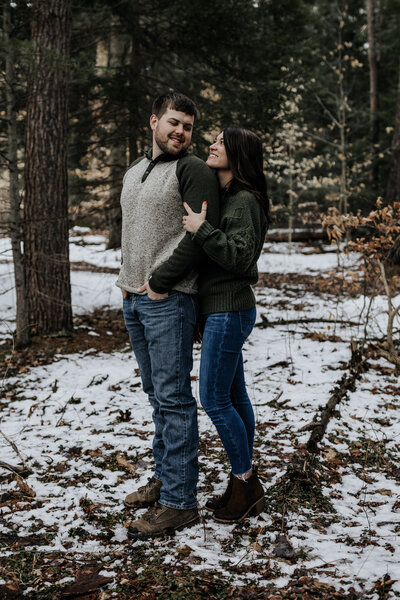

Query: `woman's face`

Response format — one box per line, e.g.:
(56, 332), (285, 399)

(206, 132), (229, 170)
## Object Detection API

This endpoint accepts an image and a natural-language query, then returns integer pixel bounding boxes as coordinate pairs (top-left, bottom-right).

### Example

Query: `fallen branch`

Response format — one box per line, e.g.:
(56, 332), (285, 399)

(377, 348), (400, 367)
(256, 314), (360, 329)
(266, 342), (367, 515)
(0, 460), (31, 476)
(307, 342), (366, 453)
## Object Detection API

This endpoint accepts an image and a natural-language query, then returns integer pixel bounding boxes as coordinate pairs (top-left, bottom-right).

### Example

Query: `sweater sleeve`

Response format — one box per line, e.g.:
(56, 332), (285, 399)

(192, 196), (260, 275)
(149, 157), (220, 293)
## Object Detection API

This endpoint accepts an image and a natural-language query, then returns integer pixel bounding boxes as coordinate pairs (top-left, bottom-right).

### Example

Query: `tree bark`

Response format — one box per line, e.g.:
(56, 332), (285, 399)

(4, 1), (30, 347)
(366, 0), (380, 186)
(128, 19), (140, 166)
(106, 10), (140, 250)
(23, 0), (72, 334)
(386, 60), (400, 205)
(106, 16), (130, 250)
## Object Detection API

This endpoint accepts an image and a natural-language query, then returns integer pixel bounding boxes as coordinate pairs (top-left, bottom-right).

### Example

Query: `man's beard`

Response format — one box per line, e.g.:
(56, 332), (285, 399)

(154, 132), (186, 156)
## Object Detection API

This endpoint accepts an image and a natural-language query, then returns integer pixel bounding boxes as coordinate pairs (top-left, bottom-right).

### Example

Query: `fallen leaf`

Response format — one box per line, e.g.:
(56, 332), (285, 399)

(28, 402), (39, 417)
(115, 452), (136, 474)
(0, 581), (20, 599)
(14, 474), (36, 498)
(61, 568), (113, 598)
(248, 541), (263, 553)
(177, 544), (193, 558)
(87, 449), (103, 458)
(374, 488), (393, 497)
(273, 534), (295, 559)
(323, 447), (340, 461)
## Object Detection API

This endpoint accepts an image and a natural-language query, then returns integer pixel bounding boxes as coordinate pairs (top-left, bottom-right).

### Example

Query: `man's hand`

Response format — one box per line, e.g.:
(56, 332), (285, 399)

(182, 201), (207, 233)
(137, 280), (168, 300)
(121, 289), (128, 299)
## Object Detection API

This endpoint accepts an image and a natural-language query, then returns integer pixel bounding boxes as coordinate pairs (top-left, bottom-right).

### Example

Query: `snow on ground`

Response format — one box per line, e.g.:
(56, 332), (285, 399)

(1, 230), (400, 597)
(1, 230), (121, 339)
(258, 240), (361, 274)
(0, 230), (369, 340)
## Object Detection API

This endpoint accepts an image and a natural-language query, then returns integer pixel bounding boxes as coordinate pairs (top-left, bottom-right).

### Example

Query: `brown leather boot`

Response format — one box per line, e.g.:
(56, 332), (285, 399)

(205, 473), (233, 511)
(212, 469), (265, 523)
(124, 477), (161, 508)
(127, 504), (199, 539)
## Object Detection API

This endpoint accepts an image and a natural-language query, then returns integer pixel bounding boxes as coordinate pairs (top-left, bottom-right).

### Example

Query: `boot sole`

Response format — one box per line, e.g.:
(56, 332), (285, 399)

(212, 496), (265, 524)
(127, 515), (200, 540)
(123, 498), (159, 509)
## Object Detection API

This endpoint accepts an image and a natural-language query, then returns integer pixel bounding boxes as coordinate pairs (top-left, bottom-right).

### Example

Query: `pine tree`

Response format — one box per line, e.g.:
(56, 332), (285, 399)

(3, 0), (29, 346)
(23, 0), (73, 334)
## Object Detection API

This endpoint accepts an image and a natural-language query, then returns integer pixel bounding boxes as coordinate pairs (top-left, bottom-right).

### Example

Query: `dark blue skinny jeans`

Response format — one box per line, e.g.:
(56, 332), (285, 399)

(199, 307), (256, 476)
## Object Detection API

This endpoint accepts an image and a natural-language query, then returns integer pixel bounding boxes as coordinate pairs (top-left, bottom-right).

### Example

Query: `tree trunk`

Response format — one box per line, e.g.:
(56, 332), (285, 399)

(386, 60), (400, 205)
(366, 0), (380, 186)
(337, 20), (349, 220)
(23, 0), (72, 335)
(128, 24), (140, 166)
(107, 14), (140, 250)
(106, 16), (130, 250)
(4, 0), (30, 347)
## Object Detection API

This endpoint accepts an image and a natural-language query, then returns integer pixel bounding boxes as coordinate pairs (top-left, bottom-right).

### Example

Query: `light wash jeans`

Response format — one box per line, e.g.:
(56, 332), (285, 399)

(199, 308), (256, 476)
(123, 291), (199, 509)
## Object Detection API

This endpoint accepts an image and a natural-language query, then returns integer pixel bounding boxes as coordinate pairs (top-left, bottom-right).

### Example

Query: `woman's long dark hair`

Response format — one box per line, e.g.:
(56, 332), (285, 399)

(223, 127), (269, 223)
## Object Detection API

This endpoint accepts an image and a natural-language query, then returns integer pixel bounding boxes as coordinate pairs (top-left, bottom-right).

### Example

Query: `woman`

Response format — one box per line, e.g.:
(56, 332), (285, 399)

(182, 127), (269, 523)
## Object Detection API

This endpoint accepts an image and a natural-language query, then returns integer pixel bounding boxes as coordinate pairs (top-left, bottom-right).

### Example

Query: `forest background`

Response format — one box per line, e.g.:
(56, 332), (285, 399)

(1, 0), (400, 344)
(2, 2), (400, 598)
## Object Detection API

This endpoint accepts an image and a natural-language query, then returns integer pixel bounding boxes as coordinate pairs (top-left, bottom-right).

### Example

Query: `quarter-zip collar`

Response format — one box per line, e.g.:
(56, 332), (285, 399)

(141, 148), (188, 182)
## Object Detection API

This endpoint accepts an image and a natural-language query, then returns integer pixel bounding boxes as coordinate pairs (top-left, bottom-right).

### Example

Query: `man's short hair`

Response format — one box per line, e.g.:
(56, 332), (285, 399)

(152, 91), (198, 119)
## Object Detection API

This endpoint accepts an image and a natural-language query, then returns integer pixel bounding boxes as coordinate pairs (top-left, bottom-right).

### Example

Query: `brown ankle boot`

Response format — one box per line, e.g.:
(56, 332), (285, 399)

(212, 469), (265, 523)
(205, 473), (233, 511)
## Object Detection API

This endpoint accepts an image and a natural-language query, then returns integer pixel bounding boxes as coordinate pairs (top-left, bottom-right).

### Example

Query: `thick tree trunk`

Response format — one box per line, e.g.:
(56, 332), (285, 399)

(23, 0), (72, 334)
(4, 1), (30, 347)
(386, 61), (400, 205)
(366, 0), (380, 186)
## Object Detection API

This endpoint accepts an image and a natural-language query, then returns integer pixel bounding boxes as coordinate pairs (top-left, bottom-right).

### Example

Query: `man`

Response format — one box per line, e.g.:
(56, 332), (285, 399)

(116, 91), (219, 539)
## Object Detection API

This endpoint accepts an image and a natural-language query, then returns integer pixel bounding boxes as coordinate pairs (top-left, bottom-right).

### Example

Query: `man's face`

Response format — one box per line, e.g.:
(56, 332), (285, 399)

(150, 107), (194, 158)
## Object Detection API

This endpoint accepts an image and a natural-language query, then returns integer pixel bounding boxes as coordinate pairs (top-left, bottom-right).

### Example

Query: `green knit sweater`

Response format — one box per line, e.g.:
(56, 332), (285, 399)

(192, 187), (267, 314)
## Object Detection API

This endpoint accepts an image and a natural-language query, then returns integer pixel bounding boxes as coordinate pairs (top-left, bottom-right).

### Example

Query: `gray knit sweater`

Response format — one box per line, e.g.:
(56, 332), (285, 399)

(116, 150), (219, 294)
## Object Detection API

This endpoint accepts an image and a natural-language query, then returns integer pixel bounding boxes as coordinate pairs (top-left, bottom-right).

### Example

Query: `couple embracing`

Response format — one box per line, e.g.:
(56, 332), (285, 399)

(116, 91), (269, 539)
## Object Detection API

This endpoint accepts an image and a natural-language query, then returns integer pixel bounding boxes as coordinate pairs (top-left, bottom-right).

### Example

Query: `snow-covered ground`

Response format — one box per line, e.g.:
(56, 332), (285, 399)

(1, 230), (400, 597)
(0, 232), (364, 340)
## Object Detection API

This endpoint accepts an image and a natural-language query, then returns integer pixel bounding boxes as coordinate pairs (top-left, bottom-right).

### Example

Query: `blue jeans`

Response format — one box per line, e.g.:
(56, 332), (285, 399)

(199, 308), (256, 476)
(123, 291), (199, 509)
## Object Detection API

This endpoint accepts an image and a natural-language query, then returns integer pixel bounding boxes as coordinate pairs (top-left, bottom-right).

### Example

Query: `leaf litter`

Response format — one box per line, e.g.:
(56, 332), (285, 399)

(0, 232), (400, 598)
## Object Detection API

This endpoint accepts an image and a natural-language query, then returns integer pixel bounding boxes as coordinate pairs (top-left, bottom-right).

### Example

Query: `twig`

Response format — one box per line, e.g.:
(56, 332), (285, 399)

(55, 398), (70, 427)
(0, 429), (31, 472)
(377, 259), (400, 365)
